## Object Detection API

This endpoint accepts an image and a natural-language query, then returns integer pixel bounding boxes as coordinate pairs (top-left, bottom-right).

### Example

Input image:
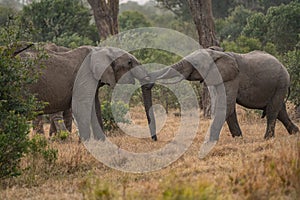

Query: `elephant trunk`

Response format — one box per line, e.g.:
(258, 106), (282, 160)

(150, 60), (192, 82)
(141, 83), (157, 141)
(131, 66), (151, 83)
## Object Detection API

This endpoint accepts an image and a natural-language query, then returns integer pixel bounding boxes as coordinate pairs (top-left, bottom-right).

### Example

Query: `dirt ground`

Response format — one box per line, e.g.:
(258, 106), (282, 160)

(1, 106), (299, 200)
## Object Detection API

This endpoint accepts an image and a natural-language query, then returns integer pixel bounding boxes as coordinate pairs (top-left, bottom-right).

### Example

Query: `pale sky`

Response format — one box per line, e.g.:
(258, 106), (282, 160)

(120, 0), (150, 5)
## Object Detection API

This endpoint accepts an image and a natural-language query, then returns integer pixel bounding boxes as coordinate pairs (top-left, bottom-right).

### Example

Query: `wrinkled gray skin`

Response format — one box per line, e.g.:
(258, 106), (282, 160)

(31, 43), (73, 136)
(150, 49), (299, 141)
(21, 44), (157, 140)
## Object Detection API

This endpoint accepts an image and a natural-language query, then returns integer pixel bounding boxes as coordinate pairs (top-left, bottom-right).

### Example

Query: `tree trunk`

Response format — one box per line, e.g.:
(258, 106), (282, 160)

(187, 0), (219, 118)
(187, 0), (219, 47)
(87, 0), (119, 40)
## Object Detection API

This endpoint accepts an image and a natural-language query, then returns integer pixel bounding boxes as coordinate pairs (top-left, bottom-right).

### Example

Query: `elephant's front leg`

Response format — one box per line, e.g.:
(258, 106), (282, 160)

(199, 79), (239, 158)
(93, 88), (105, 140)
(226, 109), (243, 137)
(224, 79), (241, 137)
(199, 84), (227, 158)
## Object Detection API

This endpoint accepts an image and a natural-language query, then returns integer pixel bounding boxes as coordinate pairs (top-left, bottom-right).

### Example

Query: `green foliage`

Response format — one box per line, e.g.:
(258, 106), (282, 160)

(265, 1), (300, 53)
(242, 12), (267, 43)
(281, 47), (300, 106)
(52, 33), (94, 49)
(161, 180), (218, 200)
(0, 111), (30, 178)
(20, 0), (98, 47)
(155, 0), (192, 21)
(23, 134), (58, 186)
(27, 135), (58, 165)
(215, 6), (254, 41)
(242, 1), (300, 53)
(101, 100), (130, 131)
(80, 176), (115, 200)
(0, 18), (43, 179)
(0, 5), (17, 27)
(119, 11), (152, 31)
(221, 35), (261, 53)
(217, 1), (299, 54)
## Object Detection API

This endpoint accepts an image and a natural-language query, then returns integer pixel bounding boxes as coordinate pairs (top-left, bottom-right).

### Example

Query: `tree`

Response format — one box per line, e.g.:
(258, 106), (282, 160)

(187, 0), (219, 47)
(281, 46), (300, 116)
(242, 1), (300, 53)
(215, 6), (254, 41)
(155, 0), (192, 21)
(265, 1), (300, 53)
(21, 0), (98, 47)
(186, 0), (219, 118)
(87, 0), (119, 41)
(119, 11), (152, 31)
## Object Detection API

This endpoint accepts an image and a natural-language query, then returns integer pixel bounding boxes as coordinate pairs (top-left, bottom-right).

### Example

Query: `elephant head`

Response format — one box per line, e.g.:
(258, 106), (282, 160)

(89, 47), (150, 87)
(149, 49), (239, 85)
(90, 47), (157, 141)
(72, 46), (157, 141)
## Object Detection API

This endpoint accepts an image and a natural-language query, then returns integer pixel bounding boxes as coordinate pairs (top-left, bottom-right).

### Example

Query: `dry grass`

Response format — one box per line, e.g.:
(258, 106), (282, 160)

(0, 106), (299, 200)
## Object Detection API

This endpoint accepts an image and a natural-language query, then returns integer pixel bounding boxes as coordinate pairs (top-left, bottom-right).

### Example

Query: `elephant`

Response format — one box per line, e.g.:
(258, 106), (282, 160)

(20, 44), (157, 140)
(149, 48), (299, 144)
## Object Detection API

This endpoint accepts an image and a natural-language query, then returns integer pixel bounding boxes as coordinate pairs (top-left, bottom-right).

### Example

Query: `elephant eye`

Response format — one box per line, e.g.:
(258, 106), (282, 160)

(128, 59), (132, 66)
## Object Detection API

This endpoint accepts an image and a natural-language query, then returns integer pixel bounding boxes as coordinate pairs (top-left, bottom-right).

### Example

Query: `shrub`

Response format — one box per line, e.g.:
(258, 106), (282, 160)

(0, 18), (43, 179)
(101, 100), (131, 131)
(281, 46), (300, 107)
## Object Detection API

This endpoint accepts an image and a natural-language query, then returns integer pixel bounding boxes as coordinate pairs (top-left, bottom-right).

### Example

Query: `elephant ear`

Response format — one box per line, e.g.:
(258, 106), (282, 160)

(90, 48), (116, 87)
(204, 49), (239, 85)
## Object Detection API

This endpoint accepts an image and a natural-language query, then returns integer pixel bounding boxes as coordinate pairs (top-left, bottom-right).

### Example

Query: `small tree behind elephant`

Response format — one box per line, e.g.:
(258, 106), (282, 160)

(150, 49), (299, 148)
(20, 44), (157, 141)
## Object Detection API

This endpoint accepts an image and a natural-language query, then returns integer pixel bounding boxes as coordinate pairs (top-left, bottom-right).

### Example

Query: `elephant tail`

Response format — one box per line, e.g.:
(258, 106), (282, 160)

(284, 86), (291, 103)
(12, 43), (34, 57)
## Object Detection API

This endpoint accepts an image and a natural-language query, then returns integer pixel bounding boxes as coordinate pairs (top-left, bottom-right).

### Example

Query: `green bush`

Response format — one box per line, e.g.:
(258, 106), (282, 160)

(0, 18), (43, 179)
(281, 46), (300, 107)
(101, 100), (131, 131)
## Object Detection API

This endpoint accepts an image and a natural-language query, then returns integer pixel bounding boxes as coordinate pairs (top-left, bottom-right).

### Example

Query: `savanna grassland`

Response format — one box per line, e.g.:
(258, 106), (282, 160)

(1, 106), (299, 200)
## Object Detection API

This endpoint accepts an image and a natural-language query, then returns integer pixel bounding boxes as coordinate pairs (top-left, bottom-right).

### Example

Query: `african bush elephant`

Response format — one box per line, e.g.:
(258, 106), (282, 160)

(20, 44), (157, 140)
(149, 49), (299, 143)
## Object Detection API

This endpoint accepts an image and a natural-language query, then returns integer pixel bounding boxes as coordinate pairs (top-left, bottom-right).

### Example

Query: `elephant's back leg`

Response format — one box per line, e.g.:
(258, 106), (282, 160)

(63, 108), (73, 132)
(32, 115), (45, 134)
(277, 104), (299, 134)
(49, 111), (68, 137)
(264, 87), (288, 139)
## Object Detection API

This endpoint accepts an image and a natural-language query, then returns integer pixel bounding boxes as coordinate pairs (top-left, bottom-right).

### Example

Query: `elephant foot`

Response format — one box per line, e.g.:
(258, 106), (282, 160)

(289, 126), (299, 135)
(264, 132), (275, 140)
(199, 140), (217, 159)
(151, 134), (157, 141)
(231, 132), (242, 138)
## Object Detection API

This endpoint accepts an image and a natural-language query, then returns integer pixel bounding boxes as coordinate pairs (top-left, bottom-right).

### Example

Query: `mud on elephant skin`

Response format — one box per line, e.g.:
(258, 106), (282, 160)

(149, 48), (299, 143)
(20, 44), (156, 140)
